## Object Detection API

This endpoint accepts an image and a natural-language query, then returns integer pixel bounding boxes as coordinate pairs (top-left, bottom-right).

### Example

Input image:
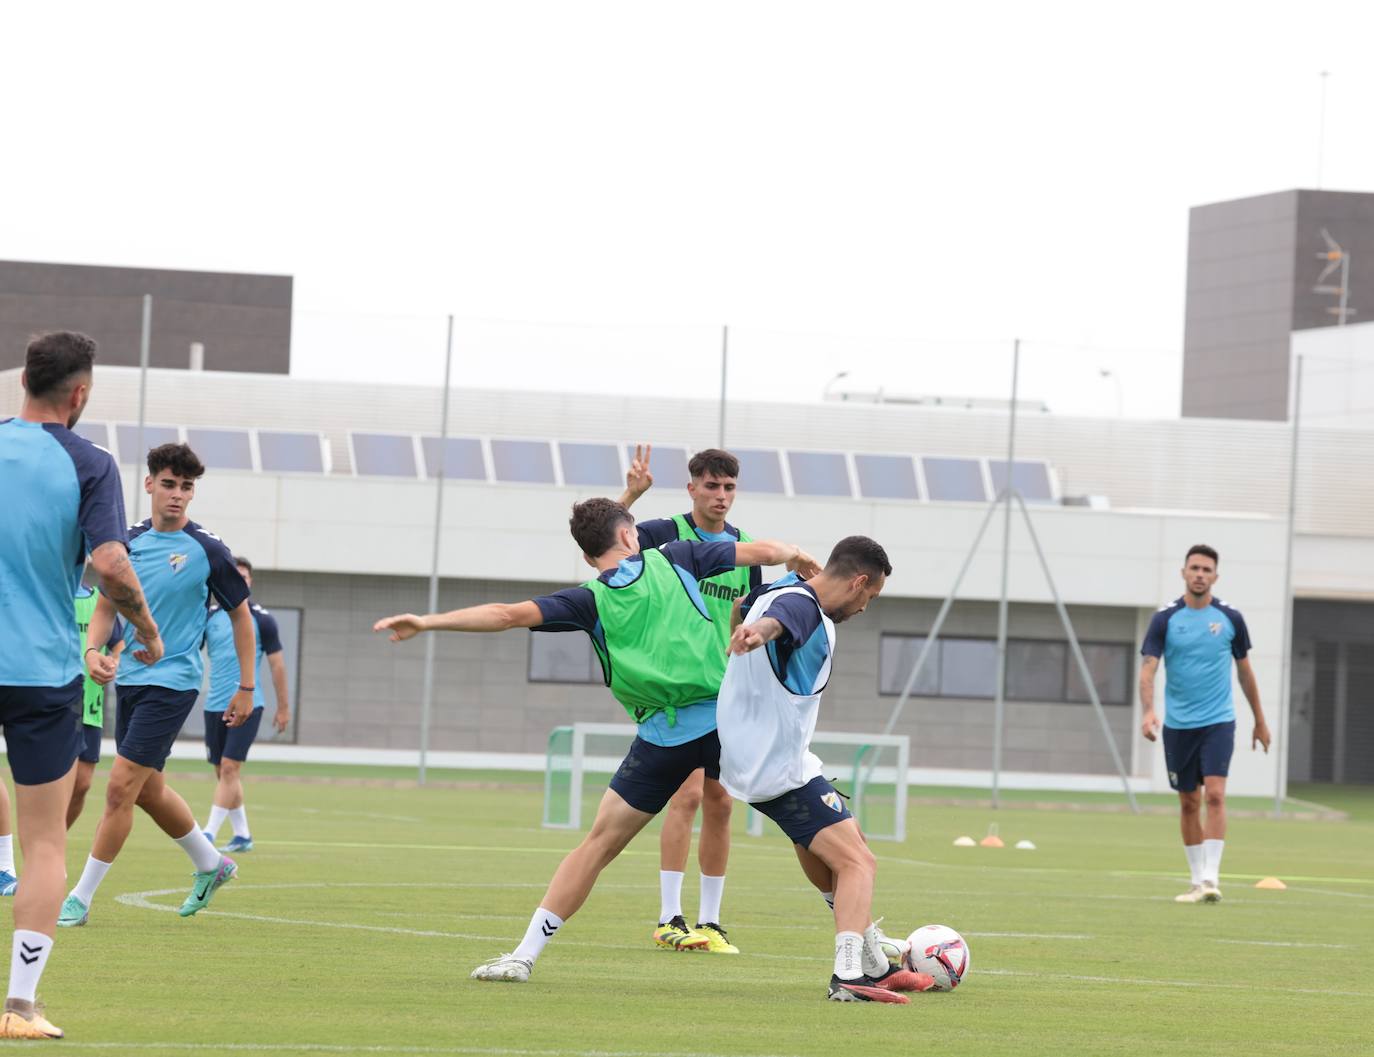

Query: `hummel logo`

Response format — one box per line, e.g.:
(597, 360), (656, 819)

(540, 921), (558, 937)
(19, 942), (42, 965)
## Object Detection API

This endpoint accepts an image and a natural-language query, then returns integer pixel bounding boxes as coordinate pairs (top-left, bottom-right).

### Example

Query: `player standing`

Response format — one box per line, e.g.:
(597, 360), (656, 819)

(202, 556), (291, 851)
(60, 443), (257, 928)
(0, 331), (160, 1039)
(374, 498), (817, 983)
(67, 585), (124, 828)
(1139, 544), (1271, 904)
(618, 445), (758, 953)
(717, 535), (931, 1002)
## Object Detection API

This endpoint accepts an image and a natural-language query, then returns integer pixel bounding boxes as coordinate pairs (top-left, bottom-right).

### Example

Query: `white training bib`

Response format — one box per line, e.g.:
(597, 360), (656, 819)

(717, 586), (836, 803)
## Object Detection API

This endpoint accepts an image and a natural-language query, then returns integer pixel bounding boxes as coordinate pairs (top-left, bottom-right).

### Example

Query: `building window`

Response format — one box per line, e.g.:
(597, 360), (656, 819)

(879, 634), (1131, 705)
(528, 632), (601, 684)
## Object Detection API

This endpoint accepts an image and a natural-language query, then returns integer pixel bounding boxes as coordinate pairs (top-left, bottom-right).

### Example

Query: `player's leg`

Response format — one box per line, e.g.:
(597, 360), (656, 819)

(65, 726), (102, 830)
(1197, 721), (1235, 902)
(215, 708), (262, 852)
(1163, 724), (1207, 902)
(692, 775), (736, 951)
(656, 768), (702, 944)
(134, 771), (236, 917)
(0, 779), (15, 896)
(202, 710), (231, 843)
(63, 752), (156, 925)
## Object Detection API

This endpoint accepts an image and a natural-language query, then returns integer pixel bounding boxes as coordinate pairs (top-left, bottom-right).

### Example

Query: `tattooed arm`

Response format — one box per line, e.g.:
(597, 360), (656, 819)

(88, 541), (162, 665)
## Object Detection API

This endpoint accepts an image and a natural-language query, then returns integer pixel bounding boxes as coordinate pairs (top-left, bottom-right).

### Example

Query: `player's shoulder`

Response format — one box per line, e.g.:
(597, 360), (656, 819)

(1211, 598), (1246, 622)
(250, 601), (276, 623)
(1154, 597), (1186, 618)
(185, 520), (233, 558)
(127, 518), (154, 542)
(37, 422), (117, 471)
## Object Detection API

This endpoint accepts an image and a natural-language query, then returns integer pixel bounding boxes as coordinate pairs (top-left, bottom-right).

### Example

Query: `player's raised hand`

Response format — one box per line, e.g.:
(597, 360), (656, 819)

(787, 548), (822, 578)
(728, 622), (767, 656)
(1140, 708), (1160, 742)
(625, 443), (653, 498)
(1252, 719), (1271, 754)
(375, 613), (426, 641)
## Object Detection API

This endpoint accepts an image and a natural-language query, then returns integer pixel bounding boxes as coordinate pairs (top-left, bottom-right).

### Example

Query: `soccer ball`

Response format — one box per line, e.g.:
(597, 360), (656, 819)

(903, 924), (970, 990)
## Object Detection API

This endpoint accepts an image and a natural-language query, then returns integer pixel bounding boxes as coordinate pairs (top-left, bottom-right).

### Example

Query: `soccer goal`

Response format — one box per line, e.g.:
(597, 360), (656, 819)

(543, 723), (910, 842)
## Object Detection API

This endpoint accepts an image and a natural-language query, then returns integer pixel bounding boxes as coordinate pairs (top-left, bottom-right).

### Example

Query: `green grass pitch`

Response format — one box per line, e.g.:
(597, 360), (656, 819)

(9, 766), (1372, 1057)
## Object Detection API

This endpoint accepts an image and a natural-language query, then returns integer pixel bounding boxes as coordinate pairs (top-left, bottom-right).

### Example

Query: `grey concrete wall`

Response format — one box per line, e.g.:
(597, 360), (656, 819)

(0, 260), (291, 374)
(251, 570), (1141, 776)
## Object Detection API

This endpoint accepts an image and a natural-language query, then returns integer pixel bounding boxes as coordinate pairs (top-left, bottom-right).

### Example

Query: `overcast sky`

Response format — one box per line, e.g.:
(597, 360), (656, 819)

(5, 1), (1374, 418)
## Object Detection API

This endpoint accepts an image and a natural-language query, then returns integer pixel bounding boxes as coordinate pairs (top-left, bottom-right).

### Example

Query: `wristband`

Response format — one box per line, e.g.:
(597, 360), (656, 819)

(84, 647), (100, 657)
(238, 685), (255, 692)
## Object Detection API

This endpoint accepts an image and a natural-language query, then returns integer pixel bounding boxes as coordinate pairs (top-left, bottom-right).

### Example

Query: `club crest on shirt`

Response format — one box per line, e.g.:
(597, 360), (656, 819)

(1208, 622), (1222, 635)
(821, 791), (843, 813)
(168, 553), (189, 574)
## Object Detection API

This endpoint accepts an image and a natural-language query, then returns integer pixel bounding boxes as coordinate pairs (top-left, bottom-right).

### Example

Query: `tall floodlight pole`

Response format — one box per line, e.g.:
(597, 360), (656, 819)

(131, 295), (152, 524)
(718, 325), (729, 447)
(1274, 354), (1303, 817)
(990, 339), (1021, 808)
(418, 315), (455, 786)
(1316, 71), (1330, 189)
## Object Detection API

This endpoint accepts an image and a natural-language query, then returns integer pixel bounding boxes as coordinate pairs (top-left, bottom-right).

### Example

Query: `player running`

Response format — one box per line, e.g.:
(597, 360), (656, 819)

(718, 536), (933, 1003)
(60, 442), (257, 929)
(202, 556), (290, 852)
(67, 585), (124, 828)
(374, 497), (817, 983)
(617, 444), (759, 954)
(0, 331), (160, 1039)
(1140, 544), (1270, 904)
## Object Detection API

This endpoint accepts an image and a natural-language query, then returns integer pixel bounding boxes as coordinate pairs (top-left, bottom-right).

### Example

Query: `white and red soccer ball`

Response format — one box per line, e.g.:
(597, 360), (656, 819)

(903, 924), (970, 990)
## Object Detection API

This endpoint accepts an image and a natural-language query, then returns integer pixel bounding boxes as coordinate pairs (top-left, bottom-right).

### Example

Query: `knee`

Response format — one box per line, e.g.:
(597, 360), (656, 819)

(103, 779), (139, 811)
(1204, 790), (1225, 812)
(133, 782), (162, 811)
(701, 783), (732, 822)
(1179, 794), (1202, 816)
(220, 760), (242, 780)
(833, 840), (876, 878)
(72, 774), (92, 800)
(669, 785), (703, 816)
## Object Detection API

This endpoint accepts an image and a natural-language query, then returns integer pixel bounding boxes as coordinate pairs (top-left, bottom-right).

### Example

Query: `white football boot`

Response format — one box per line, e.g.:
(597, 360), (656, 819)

(1200, 880), (1223, 903)
(471, 953), (533, 982)
(1174, 885), (1205, 903)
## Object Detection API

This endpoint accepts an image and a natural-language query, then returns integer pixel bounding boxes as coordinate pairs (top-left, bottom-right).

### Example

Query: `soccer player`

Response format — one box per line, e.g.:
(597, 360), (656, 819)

(202, 556), (291, 852)
(0, 331), (160, 1039)
(60, 442), (257, 929)
(717, 536), (932, 1003)
(1140, 544), (1271, 904)
(617, 444), (759, 953)
(374, 497), (818, 983)
(68, 585), (125, 828)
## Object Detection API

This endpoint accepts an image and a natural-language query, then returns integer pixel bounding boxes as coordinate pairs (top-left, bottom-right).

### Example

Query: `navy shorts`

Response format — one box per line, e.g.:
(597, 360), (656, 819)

(0, 679), (83, 785)
(1163, 721), (1236, 793)
(78, 724), (102, 765)
(752, 775), (854, 849)
(608, 731), (721, 815)
(204, 707), (264, 765)
(114, 684), (200, 771)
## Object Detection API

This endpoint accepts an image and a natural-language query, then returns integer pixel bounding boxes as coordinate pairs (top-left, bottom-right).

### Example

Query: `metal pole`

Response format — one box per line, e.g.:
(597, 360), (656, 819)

(1013, 493), (1139, 813)
(418, 315), (455, 785)
(991, 339), (1020, 808)
(1339, 252), (1350, 326)
(1274, 354), (1303, 817)
(132, 294), (152, 524)
(718, 325), (729, 447)
(1316, 71), (1329, 189)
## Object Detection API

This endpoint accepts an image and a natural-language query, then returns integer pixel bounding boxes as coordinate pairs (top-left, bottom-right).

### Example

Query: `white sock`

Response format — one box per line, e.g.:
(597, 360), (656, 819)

(174, 827), (223, 873)
(697, 874), (725, 925)
(1202, 839), (1224, 885)
(821, 891), (835, 911)
(228, 806), (250, 839)
(834, 931), (865, 981)
(512, 907), (563, 965)
(72, 856), (112, 906)
(1184, 844), (1205, 886)
(204, 805), (229, 839)
(658, 870), (684, 923)
(7, 930), (52, 1003)
(0, 835), (14, 875)
(861, 922), (889, 978)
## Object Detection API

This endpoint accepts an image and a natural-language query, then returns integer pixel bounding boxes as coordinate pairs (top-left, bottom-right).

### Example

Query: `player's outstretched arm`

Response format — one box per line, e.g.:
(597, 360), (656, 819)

(224, 600), (257, 728)
(1235, 657), (1270, 752)
(734, 540), (821, 577)
(617, 443), (654, 509)
(1138, 655), (1160, 741)
(375, 601), (544, 641)
(89, 540), (161, 662)
(728, 617), (785, 656)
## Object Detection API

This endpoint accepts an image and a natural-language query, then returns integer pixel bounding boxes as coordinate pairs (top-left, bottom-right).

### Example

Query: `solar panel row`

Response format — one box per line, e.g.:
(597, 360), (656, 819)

(69, 423), (1056, 501)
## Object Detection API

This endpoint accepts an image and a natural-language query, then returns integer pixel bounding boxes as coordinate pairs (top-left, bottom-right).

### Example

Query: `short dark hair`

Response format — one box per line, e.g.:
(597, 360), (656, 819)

(24, 331), (97, 400)
(569, 497), (634, 557)
(825, 535), (892, 579)
(234, 556), (253, 574)
(147, 443), (206, 480)
(1185, 544), (1219, 567)
(688, 448), (740, 480)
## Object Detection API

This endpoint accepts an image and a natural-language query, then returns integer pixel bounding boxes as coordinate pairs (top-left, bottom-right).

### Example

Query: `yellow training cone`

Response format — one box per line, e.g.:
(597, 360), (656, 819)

(1254, 877), (1287, 890)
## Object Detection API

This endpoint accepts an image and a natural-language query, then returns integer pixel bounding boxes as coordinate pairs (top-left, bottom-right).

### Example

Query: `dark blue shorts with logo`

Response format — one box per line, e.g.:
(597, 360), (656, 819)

(608, 730), (721, 815)
(115, 684), (200, 771)
(751, 775), (853, 848)
(1163, 720), (1235, 793)
(0, 679), (83, 785)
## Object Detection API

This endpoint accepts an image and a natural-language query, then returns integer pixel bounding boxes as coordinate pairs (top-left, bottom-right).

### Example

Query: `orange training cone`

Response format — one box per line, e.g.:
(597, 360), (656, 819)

(1254, 877), (1287, 890)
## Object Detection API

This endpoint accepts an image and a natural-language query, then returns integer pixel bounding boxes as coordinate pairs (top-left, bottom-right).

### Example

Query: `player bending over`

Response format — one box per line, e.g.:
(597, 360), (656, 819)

(1140, 544), (1270, 904)
(202, 556), (291, 852)
(718, 536), (933, 1003)
(61, 443), (256, 928)
(374, 497), (818, 983)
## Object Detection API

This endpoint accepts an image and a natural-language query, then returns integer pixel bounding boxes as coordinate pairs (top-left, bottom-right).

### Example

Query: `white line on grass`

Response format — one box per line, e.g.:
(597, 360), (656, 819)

(115, 885), (1371, 999)
(1214, 938), (1353, 949)
(3, 1044), (827, 1057)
